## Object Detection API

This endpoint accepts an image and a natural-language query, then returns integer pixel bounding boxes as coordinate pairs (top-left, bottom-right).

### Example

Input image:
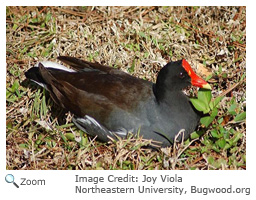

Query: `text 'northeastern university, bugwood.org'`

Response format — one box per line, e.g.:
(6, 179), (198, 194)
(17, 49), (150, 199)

(74, 174), (250, 196)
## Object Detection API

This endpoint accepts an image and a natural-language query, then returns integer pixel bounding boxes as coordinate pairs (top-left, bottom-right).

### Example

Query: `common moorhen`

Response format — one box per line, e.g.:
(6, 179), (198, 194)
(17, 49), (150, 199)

(25, 56), (211, 147)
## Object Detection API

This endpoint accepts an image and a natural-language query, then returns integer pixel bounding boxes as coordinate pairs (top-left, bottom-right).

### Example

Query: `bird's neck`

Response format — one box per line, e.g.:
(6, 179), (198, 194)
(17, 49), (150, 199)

(153, 84), (187, 105)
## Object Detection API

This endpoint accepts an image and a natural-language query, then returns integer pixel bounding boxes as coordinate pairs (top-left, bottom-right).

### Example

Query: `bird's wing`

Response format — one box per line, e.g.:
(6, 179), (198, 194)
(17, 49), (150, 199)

(34, 62), (152, 125)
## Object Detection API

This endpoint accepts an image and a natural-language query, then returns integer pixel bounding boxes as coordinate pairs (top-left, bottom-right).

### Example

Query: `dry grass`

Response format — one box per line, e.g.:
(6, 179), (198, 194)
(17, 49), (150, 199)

(6, 6), (246, 170)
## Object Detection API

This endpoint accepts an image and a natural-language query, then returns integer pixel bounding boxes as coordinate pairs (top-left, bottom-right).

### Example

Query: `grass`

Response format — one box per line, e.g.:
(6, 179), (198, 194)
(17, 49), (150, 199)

(6, 6), (246, 170)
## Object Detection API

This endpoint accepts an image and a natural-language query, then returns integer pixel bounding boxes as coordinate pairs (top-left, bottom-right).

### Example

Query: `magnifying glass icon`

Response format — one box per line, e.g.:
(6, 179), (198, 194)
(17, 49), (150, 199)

(5, 174), (19, 188)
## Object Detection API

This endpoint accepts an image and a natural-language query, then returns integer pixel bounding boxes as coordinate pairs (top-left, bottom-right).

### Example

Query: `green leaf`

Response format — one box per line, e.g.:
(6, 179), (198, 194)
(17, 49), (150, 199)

(80, 137), (87, 146)
(190, 130), (205, 139)
(209, 101), (213, 110)
(139, 31), (146, 38)
(80, 132), (88, 147)
(45, 13), (52, 23)
(221, 73), (227, 78)
(128, 59), (135, 73)
(190, 98), (209, 113)
(212, 96), (224, 108)
(40, 94), (47, 118)
(228, 103), (238, 115)
(47, 140), (56, 148)
(219, 125), (226, 135)
(234, 112), (246, 122)
(211, 129), (219, 138)
(65, 133), (75, 141)
(200, 116), (215, 127)
(60, 133), (67, 144)
(218, 65), (222, 74)
(217, 138), (226, 149)
(11, 80), (20, 93)
(218, 117), (224, 124)
(198, 89), (212, 104)
(232, 132), (243, 144)
(207, 156), (214, 164)
(210, 107), (218, 118)
(57, 123), (74, 129)
(205, 74), (212, 81)
(190, 131), (200, 139)
(6, 90), (12, 99)
(6, 120), (13, 129)
(224, 143), (232, 150)
(19, 143), (29, 149)
(12, 23), (18, 31)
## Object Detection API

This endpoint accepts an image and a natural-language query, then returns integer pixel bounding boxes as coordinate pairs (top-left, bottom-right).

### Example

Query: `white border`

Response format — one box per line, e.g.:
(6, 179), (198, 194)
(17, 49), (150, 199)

(5, 0), (246, 6)
(2, 1), (255, 200)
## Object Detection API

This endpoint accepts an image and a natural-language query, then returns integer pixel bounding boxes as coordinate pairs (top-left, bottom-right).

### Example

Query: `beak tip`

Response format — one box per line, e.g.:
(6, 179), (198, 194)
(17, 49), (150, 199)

(202, 83), (212, 90)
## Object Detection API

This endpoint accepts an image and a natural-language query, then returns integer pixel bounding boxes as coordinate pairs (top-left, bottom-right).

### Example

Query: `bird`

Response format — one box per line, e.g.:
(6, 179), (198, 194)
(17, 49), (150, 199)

(25, 56), (211, 147)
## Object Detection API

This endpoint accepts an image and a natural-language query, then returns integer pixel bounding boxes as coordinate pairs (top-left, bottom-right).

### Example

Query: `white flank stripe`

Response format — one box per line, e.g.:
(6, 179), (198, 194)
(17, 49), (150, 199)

(85, 115), (103, 129)
(35, 61), (76, 72)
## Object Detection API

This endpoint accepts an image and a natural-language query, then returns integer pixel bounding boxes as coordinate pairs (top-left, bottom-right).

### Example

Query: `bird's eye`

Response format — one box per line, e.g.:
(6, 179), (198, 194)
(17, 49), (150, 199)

(179, 72), (185, 78)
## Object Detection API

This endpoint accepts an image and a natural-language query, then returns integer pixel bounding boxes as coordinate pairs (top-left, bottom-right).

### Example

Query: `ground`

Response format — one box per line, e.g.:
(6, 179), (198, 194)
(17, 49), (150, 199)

(6, 6), (246, 170)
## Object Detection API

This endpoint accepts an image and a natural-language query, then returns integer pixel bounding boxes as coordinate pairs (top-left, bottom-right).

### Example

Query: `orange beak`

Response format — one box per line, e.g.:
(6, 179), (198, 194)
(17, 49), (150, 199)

(182, 59), (211, 90)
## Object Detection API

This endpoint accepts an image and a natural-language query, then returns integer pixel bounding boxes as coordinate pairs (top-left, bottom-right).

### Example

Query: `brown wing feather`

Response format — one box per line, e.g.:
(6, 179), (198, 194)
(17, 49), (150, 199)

(39, 62), (152, 124)
(57, 56), (126, 75)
